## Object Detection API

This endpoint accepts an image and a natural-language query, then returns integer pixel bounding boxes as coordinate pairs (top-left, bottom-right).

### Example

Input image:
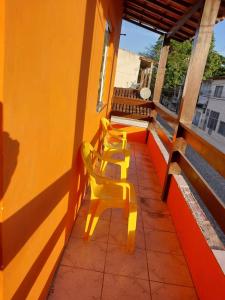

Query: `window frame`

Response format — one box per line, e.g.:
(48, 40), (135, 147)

(96, 21), (111, 112)
(218, 120), (225, 137)
(207, 110), (220, 131)
(214, 85), (223, 98)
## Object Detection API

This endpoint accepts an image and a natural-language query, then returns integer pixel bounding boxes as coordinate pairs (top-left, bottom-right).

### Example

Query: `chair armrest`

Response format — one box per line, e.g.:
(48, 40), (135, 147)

(109, 126), (127, 139)
(107, 131), (126, 142)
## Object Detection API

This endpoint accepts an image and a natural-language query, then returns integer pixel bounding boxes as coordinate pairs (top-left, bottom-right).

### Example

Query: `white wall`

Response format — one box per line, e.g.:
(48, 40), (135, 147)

(114, 48), (140, 88)
(196, 78), (225, 148)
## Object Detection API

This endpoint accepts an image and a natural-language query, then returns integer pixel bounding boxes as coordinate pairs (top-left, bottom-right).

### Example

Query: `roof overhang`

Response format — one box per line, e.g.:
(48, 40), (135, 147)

(123, 0), (225, 41)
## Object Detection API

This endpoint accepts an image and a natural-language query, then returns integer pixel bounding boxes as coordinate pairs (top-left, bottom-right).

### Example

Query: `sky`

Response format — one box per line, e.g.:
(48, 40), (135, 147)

(119, 20), (225, 56)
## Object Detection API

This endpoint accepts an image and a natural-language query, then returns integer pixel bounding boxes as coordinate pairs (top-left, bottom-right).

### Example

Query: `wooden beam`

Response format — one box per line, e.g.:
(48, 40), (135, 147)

(153, 38), (170, 103)
(144, 0), (201, 22)
(167, 0), (204, 39)
(177, 152), (225, 233)
(179, 0), (221, 124)
(123, 17), (167, 37)
(153, 102), (179, 127)
(180, 123), (225, 178)
(124, 5), (195, 37)
(127, 0), (199, 30)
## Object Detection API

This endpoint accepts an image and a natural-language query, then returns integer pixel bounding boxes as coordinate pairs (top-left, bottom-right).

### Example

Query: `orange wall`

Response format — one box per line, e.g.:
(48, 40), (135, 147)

(0, 0), (122, 299)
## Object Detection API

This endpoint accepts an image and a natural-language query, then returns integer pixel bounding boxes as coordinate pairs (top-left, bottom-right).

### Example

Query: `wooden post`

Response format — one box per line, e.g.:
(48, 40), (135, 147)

(179, 0), (221, 124)
(153, 38), (170, 103)
(148, 62), (154, 89)
(162, 0), (221, 201)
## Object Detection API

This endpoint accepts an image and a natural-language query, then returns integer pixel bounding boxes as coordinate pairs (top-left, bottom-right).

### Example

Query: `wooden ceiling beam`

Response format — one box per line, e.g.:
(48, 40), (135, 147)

(125, 1), (197, 33)
(135, 0), (201, 22)
(124, 8), (194, 37)
(124, 12), (188, 40)
(167, 0), (204, 39)
(123, 17), (167, 36)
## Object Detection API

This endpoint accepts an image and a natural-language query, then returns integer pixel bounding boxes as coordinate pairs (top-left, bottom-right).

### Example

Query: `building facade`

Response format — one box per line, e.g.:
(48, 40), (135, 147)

(193, 77), (225, 150)
(114, 48), (141, 88)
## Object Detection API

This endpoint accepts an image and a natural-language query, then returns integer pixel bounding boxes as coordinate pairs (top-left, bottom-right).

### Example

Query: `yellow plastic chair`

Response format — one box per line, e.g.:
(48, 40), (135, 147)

(101, 117), (127, 151)
(81, 142), (137, 252)
(100, 117), (130, 179)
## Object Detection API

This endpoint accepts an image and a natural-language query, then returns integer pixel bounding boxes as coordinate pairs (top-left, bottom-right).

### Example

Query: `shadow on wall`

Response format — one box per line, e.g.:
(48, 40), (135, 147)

(2, 132), (19, 197)
(65, 0), (98, 239)
(1, 1), (100, 299)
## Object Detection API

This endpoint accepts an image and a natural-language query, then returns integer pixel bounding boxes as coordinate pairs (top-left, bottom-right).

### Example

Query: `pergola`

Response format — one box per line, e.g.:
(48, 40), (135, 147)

(123, 0), (225, 41)
(121, 0), (225, 231)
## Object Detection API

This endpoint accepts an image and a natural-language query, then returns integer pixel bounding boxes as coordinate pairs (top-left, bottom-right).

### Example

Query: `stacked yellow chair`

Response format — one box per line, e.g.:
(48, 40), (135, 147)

(100, 117), (130, 180)
(81, 118), (137, 252)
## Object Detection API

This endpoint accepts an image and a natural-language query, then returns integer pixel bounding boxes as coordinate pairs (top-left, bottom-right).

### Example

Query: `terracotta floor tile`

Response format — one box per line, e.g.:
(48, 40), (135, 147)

(102, 273), (151, 300)
(61, 238), (107, 272)
(105, 244), (149, 280)
(142, 212), (175, 232)
(111, 207), (143, 227)
(111, 208), (129, 224)
(109, 220), (145, 250)
(150, 281), (198, 300)
(136, 157), (154, 166)
(138, 186), (162, 199)
(140, 198), (169, 214)
(71, 216), (110, 242)
(147, 251), (193, 287)
(48, 265), (103, 300)
(145, 230), (183, 255)
(139, 179), (162, 194)
(78, 203), (111, 222)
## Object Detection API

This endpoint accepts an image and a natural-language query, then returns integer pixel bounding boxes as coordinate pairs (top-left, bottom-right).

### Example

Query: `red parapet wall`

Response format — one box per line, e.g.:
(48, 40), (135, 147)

(112, 124), (147, 144)
(145, 129), (225, 300)
(167, 177), (225, 300)
(147, 131), (167, 187)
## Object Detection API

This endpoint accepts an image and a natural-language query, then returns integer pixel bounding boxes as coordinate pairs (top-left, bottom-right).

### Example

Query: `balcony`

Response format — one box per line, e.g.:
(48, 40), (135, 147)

(48, 141), (198, 300)
(48, 114), (225, 299)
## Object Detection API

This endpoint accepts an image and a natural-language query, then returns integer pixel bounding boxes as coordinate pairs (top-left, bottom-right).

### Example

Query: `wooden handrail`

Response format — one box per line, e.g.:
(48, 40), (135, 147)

(153, 102), (179, 128)
(111, 94), (153, 121)
(109, 93), (225, 234)
(180, 123), (225, 179)
(113, 87), (143, 99)
(177, 151), (225, 233)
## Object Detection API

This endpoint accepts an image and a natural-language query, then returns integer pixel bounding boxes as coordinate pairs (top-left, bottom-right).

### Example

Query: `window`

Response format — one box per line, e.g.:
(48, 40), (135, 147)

(193, 111), (201, 126)
(218, 121), (225, 137)
(214, 86), (223, 98)
(207, 110), (220, 130)
(96, 22), (111, 112)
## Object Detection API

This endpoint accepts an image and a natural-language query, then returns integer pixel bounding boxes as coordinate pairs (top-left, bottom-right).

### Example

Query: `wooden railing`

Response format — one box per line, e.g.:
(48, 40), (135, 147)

(111, 87), (153, 121)
(151, 104), (225, 234)
(114, 87), (142, 99)
(110, 95), (225, 234)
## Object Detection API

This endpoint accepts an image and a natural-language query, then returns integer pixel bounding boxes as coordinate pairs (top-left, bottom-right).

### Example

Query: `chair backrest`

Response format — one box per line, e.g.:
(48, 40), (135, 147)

(81, 142), (101, 198)
(100, 117), (111, 148)
(101, 117), (110, 135)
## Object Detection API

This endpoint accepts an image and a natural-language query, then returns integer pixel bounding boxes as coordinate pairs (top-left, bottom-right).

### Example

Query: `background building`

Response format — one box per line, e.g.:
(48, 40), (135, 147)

(114, 48), (154, 90)
(193, 76), (225, 151)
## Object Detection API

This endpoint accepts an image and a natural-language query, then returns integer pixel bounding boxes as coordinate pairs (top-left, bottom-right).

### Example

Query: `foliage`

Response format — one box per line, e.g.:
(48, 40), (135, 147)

(140, 34), (225, 88)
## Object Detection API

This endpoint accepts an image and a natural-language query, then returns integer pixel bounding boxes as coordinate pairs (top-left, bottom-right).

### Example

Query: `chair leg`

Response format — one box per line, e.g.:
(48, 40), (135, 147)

(100, 160), (108, 175)
(127, 205), (137, 253)
(84, 201), (98, 240)
(125, 152), (130, 168)
(88, 203), (105, 237)
(121, 165), (127, 180)
(123, 199), (129, 219)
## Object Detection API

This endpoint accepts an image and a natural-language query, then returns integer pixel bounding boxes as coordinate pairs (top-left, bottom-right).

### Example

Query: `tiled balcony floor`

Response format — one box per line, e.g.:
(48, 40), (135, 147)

(48, 143), (198, 300)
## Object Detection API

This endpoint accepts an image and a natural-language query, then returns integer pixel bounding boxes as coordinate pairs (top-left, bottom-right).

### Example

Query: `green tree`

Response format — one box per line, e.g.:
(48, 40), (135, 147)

(141, 34), (225, 89)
